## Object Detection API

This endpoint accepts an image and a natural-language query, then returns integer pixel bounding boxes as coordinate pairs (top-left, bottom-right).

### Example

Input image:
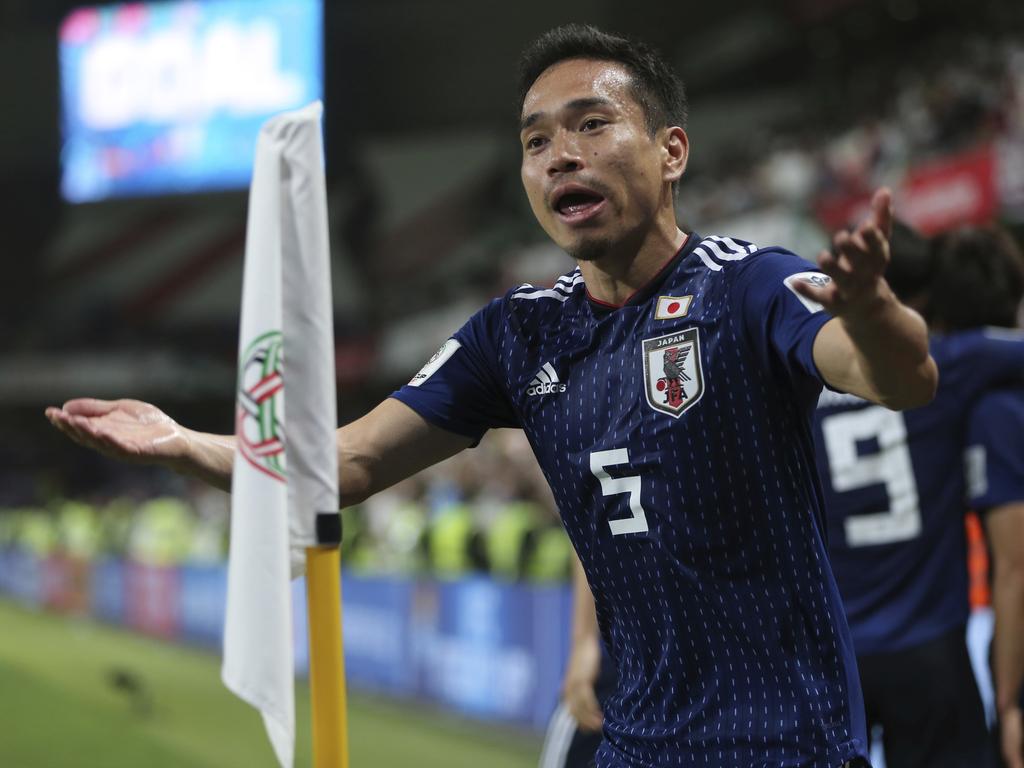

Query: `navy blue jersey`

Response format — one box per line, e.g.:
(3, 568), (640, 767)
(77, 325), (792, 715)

(813, 329), (1024, 657)
(966, 386), (1024, 512)
(394, 234), (869, 767)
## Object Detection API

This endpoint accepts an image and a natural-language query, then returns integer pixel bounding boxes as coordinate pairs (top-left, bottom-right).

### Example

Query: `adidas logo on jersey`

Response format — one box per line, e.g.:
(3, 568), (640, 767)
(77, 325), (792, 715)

(526, 362), (567, 396)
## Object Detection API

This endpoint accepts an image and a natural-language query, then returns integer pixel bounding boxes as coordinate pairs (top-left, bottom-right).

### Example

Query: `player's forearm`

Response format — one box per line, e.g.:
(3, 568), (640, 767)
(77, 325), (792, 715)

(169, 398), (472, 507)
(838, 288), (936, 409)
(571, 552), (599, 644)
(335, 399), (474, 508)
(336, 434), (378, 508)
(993, 559), (1024, 714)
(174, 430), (236, 492)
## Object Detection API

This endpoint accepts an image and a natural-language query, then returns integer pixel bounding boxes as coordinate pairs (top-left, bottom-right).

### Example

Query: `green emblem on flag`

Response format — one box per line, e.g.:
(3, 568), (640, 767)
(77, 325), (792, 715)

(237, 330), (286, 482)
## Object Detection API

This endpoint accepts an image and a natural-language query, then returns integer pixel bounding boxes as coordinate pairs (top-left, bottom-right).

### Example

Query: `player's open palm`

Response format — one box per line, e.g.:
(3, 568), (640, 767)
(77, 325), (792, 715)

(45, 398), (191, 467)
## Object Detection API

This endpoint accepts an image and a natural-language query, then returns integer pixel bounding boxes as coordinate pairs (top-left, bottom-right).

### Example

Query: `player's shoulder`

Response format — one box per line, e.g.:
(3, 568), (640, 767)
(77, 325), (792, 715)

(971, 385), (1024, 424)
(692, 234), (819, 282)
(505, 266), (583, 304)
(692, 234), (826, 317)
(499, 266), (586, 330)
(688, 234), (761, 273)
(932, 327), (1024, 365)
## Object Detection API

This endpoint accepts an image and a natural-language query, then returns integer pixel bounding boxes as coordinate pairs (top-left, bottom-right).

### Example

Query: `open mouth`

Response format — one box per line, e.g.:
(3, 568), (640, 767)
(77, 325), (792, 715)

(553, 189), (606, 222)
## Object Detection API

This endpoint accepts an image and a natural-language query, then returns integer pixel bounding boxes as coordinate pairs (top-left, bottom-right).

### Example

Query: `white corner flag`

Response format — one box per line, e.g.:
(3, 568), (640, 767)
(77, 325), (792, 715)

(223, 100), (340, 768)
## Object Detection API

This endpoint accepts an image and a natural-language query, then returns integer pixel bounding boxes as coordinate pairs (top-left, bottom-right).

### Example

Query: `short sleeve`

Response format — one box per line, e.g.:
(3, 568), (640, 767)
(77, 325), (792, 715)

(965, 388), (1024, 512)
(734, 249), (834, 387)
(963, 329), (1024, 389)
(390, 298), (519, 442)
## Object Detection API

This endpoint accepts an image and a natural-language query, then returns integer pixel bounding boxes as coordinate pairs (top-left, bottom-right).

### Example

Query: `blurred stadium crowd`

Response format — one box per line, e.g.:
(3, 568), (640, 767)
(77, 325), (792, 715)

(680, 34), (1024, 227)
(0, 429), (571, 583)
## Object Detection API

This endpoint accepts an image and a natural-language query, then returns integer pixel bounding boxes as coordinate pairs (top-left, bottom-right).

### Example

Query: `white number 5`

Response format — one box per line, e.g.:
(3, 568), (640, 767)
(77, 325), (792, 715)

(590, 448), (649, 536)
(820, 407), (922, 547)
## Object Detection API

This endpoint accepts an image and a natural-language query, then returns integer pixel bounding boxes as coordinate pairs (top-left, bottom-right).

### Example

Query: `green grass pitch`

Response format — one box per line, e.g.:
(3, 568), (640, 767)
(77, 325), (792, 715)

(0, 599), (541, 768)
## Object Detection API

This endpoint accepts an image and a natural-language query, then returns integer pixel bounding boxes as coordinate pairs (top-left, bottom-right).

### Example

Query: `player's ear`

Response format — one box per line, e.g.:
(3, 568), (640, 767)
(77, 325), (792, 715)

(662, 126), (688, 185)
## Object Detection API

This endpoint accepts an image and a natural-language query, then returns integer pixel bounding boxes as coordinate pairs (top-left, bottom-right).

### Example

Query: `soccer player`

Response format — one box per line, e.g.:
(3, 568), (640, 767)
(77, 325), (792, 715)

(540, 223), (939, 768)
(943, 228), (1024, 768)
(47, 25), (937, 767)
(968, 386), (1024, 768)
(813, 223), (1024, 768)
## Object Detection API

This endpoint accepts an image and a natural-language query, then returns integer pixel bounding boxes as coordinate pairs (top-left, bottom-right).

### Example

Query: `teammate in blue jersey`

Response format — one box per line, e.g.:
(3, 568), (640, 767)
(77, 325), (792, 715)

(944, 226), (1024, 768)
(813, 224), (1024, 768)
(47, 24), (937, 768)
(968, 386), (1024, 768)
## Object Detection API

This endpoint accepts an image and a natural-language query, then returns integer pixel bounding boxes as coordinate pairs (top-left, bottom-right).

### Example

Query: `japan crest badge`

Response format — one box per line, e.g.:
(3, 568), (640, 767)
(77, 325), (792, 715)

(642, 328), (704, 418)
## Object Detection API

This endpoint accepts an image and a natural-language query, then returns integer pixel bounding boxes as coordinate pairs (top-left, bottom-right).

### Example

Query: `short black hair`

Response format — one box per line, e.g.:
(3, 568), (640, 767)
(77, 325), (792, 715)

(885, 219), (932, 304)
(927, 225), (1024, 331)
(517, 24), (688, 136)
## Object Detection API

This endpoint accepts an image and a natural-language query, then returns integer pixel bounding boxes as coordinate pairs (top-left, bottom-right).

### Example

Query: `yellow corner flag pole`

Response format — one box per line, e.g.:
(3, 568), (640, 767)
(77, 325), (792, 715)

(306, 546), (349, 768)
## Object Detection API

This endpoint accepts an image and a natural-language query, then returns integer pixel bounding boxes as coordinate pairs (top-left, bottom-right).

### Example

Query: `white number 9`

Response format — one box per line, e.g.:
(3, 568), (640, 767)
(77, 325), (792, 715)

(820, 406), (922, 547)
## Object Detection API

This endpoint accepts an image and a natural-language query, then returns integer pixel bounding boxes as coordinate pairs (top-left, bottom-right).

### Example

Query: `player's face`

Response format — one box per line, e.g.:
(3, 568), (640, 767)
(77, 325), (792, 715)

(519, 58), (672, 261)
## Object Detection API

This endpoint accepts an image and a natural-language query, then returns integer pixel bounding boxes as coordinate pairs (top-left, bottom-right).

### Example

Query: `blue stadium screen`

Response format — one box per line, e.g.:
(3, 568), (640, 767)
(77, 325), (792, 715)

(59, 0), (323, 203)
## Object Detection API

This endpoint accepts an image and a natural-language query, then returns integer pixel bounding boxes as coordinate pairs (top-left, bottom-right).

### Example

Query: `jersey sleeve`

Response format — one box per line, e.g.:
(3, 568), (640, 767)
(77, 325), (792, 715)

(390, 298), (519, 442)
(963, 329), (1024, 389)
(733, 249), (834, 388)
(965, 388), (1024, 512)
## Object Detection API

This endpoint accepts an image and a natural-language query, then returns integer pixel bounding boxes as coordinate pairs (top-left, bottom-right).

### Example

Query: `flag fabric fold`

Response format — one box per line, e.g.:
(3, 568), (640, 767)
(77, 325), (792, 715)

(223, 100), (339, 768)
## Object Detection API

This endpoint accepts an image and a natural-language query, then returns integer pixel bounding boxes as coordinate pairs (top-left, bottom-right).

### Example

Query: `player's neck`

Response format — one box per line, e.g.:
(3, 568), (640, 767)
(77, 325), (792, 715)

(577, 222), (688, 307)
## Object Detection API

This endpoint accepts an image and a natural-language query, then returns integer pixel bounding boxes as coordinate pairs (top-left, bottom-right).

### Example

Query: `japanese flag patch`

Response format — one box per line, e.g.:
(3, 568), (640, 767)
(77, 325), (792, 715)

(655, 295), (693, 320)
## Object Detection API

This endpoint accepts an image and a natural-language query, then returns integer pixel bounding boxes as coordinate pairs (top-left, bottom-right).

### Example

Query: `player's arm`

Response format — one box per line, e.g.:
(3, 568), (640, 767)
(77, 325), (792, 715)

(562, 550), (604, 732)
(46, 396), (473, 502)
(46, 398), (236, 489)
(795, 189), (937, 409)
(986, 502), (1024, 768)
(335, 398), (474, 506)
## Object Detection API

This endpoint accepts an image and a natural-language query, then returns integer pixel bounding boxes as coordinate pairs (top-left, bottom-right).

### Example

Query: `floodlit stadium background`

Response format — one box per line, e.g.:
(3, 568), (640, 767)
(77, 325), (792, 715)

(1, 0), (1023, 765)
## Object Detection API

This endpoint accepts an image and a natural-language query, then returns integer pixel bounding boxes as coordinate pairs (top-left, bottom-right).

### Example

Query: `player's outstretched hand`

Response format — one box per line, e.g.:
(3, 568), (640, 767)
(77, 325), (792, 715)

(793, 187), (894, 317)
(45, 398), (192, 467)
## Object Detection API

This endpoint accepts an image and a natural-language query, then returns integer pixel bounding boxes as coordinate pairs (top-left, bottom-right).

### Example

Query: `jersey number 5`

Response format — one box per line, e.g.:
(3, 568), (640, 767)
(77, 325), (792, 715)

(590, 449), (649, 536)
(820, 406), (922, 547)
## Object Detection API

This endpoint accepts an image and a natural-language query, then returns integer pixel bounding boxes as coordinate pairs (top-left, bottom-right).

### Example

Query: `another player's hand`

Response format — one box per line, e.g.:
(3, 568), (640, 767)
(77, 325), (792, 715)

(562, 632), (603, 733)
(45, 398), (192, 468)
(793, 187), (894, 317)
(1001, 706), (1024, 768)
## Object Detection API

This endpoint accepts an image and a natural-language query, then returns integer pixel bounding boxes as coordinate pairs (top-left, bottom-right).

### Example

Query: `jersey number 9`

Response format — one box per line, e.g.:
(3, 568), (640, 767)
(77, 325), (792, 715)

(820, 407), (922, 547)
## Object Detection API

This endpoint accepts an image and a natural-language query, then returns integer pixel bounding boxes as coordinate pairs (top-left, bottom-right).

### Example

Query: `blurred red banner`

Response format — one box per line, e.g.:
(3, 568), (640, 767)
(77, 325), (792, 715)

(817, 145), (998, 235)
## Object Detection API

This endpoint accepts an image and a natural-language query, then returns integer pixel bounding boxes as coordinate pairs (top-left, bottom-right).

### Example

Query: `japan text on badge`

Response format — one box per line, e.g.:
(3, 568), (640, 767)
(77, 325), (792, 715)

(642, 328), (704, 418)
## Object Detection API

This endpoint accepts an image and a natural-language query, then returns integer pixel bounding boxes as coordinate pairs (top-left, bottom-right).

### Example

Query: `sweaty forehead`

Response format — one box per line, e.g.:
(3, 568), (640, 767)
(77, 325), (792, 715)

(521, 58), (636, 118)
